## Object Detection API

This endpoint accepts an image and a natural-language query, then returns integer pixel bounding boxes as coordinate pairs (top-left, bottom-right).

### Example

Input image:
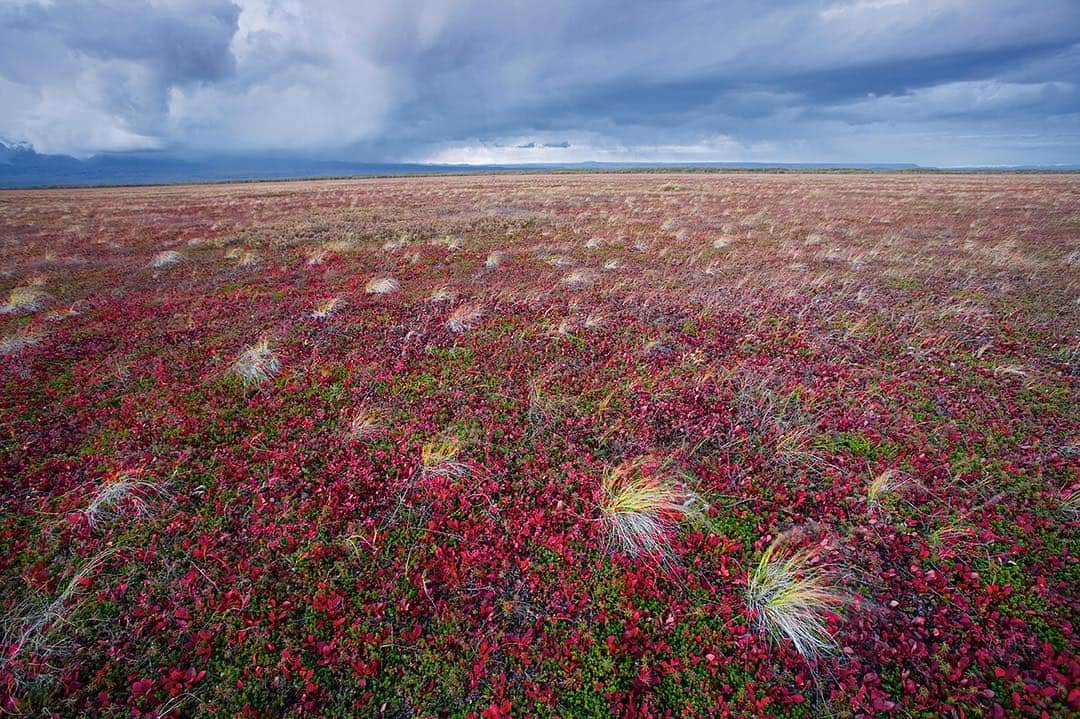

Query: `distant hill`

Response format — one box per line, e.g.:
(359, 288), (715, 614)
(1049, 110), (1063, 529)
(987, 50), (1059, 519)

(0, 142), (1073, 188)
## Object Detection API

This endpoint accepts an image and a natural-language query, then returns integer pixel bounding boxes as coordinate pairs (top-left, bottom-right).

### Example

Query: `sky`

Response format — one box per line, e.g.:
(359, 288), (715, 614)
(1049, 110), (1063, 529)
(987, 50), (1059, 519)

(0, 0), (1078, 167)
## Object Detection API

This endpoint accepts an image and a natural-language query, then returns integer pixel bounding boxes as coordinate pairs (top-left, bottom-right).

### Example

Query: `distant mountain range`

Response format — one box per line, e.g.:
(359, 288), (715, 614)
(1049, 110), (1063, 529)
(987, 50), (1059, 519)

(0, 142), (1073, 188)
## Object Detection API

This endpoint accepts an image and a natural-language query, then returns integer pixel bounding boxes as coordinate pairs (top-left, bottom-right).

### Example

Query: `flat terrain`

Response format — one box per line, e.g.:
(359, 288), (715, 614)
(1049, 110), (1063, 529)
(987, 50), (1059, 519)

(1, 173), (1077, 717)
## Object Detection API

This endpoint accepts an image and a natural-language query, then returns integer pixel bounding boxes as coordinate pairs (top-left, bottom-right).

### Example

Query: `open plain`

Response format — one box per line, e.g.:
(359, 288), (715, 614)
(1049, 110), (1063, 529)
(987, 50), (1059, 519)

(1, 172), (1077, 717)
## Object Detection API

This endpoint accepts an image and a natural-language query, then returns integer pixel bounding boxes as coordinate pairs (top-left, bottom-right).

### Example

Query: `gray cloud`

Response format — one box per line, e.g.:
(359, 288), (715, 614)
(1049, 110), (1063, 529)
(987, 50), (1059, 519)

(0, 0), (1078, 164)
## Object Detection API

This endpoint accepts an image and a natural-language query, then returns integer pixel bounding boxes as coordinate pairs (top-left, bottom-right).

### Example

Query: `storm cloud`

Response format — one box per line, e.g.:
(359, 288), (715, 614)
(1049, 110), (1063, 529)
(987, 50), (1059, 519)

(1, 0), (1078, 165)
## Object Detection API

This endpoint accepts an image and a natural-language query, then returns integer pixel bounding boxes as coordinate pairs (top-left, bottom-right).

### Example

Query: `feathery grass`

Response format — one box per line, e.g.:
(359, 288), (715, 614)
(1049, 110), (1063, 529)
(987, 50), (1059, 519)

(0, 329), (43, 356)
(150, 250), (184, 268)
(421, 435), (467, 477)
(430, 288), (455, 302)
(446, 303), (483, 332)
(348, 407), (386, 439)
(866, 469), (907, 513)
(746, 533), (845, 659)
(365, 276), (400, 294)
(83, 471), (165, 528)
(1061, 487), (1079, 522)
(1, 285), (50, 314)
(230, 339), (280, 386)
(561, 269), (593, 287)
(311, 297), (343, 318)
(598, 456), (704, 559)
(1, 550), (113, 679)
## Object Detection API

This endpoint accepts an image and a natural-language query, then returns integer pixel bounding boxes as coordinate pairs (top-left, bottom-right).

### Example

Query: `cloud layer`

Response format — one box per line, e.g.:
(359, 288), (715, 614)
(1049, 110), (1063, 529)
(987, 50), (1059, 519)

(1, 0), (1078, 165)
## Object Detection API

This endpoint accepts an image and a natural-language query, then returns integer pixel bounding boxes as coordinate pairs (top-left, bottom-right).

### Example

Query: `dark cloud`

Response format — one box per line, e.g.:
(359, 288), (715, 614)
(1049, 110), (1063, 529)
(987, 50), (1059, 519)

(0, 0), (1077, 165)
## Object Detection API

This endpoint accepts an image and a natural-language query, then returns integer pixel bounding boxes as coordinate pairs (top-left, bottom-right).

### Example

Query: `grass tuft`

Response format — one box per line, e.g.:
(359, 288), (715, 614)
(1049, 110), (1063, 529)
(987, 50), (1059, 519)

(83, 471), (166, 528)
(1061, 487), (1079, 522)
(866, 468), (907, 513)
(746, 533), (845, 659)
(421, 435), (467, 477)
(446, 303), (483, 332)
(348, 407), (386, 439)
(150, 250), (184, 268)
(0, 328), (43, 356)
(1, 550), (113, 680)
(598, 455), (704, 560)
(561, 269), (593, 287)
(430, 288), (455, 302)
(311, 297), (343, 319)
(1, 285), (50, 314)
(230, 338), (280, 386)
(365, 276), (400, 294)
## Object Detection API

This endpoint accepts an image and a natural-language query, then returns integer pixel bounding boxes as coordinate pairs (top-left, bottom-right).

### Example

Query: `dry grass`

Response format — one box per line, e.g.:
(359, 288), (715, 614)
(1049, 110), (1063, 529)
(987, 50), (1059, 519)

(1, 550), (113, 680)
(230, 339), (280, 386)
(1061, 487), (1079, 522)
(561, 270), (593, 287)
(347, 407), (386, 439)
(150, 250), (184, 268)
(746, 533), (845, 659)
(421, 435), (467, 477)
(430, 288), (455, 302)
(598, 456), (705, 560)
(311, 297), (343, 319)
(365, 276), (400, 294)
(0, 328), (43, 356)
(83, 471), (166, 528)
(1, 285), (50, 314)
(236, 250), (260, 268)
(866, 469), (907, 513)
(446, 303), (483, 332)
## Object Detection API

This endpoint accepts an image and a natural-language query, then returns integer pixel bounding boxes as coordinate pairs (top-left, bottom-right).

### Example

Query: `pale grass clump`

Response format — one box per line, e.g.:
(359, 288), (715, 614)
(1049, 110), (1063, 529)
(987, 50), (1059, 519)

(1061, 487), (1079, 522)
(347, 407), (386, 439)
(866, 469), (907, 513)
(382, 235), (411, 251)
(527, 380), (565, 430)
(1, 285), (50, 314)
(432, 235), (463, 251)
(365, 276), (400, 294)
(230, 339), (280, 386)
(311, 297), (343, 319)
(236, 250), (260, 268)
(747, 533), (846, 659)
(83, 471), (166, 528)
(583, 312), (605, 328)
(421, 435), (467, 477)
(1, 550), (113, 678)
(598, 456), (705, 560)
(927, 521), (974, 549)
(712, 236), (736, 250)
(45, 305), (80, 322)
(150, 250), (184, 268)
(561, 269), (593, 287)
(446, 303), (483, 332)
(430, 287), (455, 302)
(0, 328), (43, 356)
